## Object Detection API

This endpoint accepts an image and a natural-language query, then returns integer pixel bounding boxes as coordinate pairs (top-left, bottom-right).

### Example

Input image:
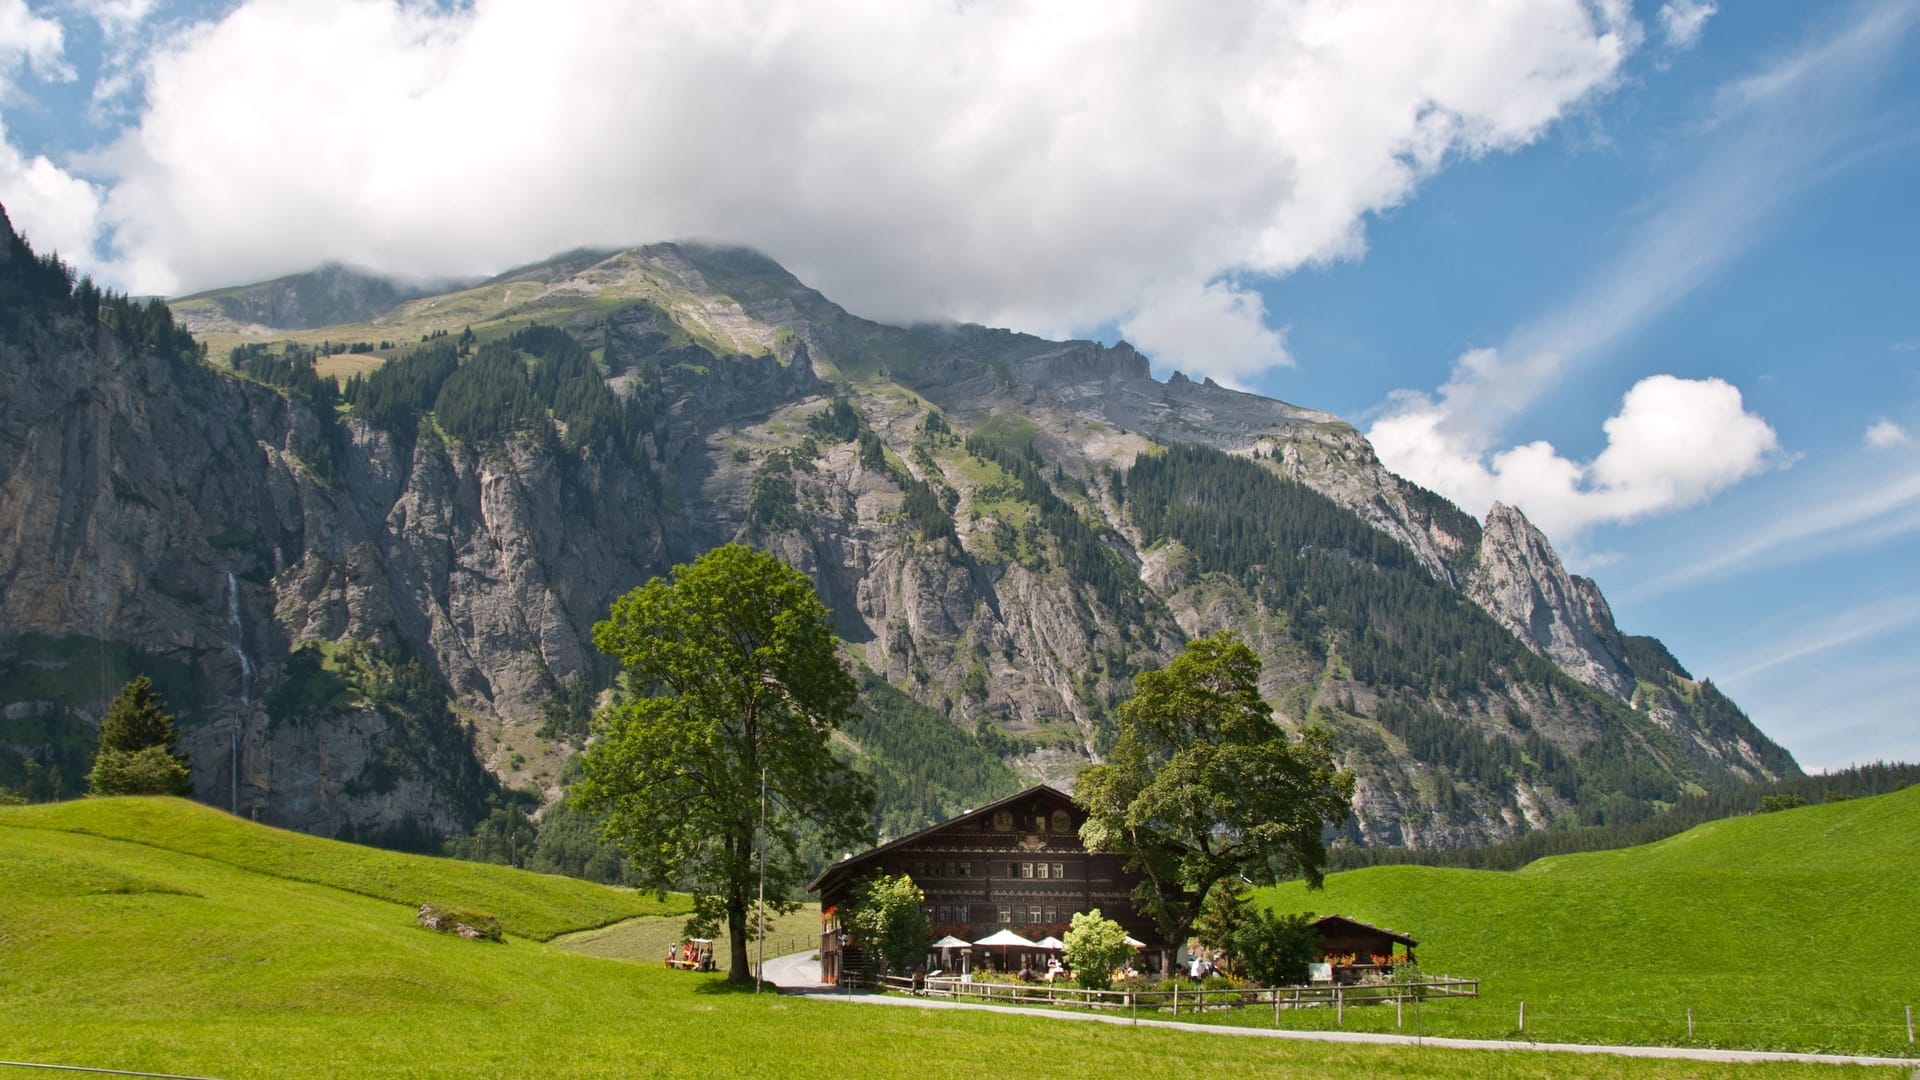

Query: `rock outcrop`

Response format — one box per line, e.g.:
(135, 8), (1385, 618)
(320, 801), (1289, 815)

(1467, 503), (1635, 700)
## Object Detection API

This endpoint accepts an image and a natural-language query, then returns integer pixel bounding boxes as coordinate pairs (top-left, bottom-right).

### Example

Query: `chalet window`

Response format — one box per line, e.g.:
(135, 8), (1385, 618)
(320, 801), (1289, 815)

(999, 908), (1011, 925)
(1045, 909), (1056, 924)
(1020, 862), (1034, 879)
(1036, 863), (1049, 880)
(1051, 809), (1071, 833)
(1053, 863), (1065, 879)
(1009, 862), (1019, 877)
(1029, 907), (1042, 923)
(959, 862), (971, 877)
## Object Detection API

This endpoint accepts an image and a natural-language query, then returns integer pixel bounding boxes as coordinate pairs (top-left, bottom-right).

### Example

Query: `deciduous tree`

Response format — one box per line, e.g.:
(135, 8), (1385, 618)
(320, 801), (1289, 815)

(1076, 631), (1354, 972)
(577, 544), (873, 982)
(1061, 909), (1133, 990)
(848, 871), (928, 980)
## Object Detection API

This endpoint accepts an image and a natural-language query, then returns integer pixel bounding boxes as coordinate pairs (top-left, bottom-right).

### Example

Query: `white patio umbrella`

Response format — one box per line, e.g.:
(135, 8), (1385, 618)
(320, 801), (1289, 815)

(1123, 935), (1147, 948)
(930, 934), (971, 972)
(974, 928), (1036, 972)
(1033, 935), (1065, 950)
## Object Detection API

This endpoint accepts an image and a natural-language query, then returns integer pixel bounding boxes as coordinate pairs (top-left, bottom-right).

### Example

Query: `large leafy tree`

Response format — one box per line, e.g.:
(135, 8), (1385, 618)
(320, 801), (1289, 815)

(847, 871), (929, 980)
(1076, 631), (1354, 970)
(87, 676), (192, 797)
(577, 544), (874, 982)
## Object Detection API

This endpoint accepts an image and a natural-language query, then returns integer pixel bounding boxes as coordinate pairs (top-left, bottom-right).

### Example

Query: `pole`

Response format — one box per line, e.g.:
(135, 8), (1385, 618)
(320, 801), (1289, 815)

(756, 765), (767, 995)
(1687, 1008), (1694, 1039)
(1519, 1000), (1525, 1032)
(1907, 1004), (1914, 1045)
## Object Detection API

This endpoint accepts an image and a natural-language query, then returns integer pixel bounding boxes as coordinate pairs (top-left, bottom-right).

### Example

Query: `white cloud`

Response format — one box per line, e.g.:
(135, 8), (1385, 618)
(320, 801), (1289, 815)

(71, 0), (1638, 382)
(0, 118), (102, 260)
(1370, 371), (1780, 541)
(1865, 418), (1911, 448)
(1119, 281), (1292, 389)
(1658, 1), (1716, 50)
(1365, 2), (1914, 547)
(0, 0), (69, 94)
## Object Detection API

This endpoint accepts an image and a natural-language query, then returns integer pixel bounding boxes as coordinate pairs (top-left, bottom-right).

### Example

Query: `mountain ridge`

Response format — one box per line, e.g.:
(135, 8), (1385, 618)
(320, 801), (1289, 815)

(0, 216), (1797, 854)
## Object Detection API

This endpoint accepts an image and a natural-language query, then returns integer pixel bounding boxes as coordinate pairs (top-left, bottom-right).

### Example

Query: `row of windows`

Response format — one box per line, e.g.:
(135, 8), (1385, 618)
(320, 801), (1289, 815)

(909, 861), (973, 880)
(928, 904), (1066, 927)
(907, 860), (1072, 881)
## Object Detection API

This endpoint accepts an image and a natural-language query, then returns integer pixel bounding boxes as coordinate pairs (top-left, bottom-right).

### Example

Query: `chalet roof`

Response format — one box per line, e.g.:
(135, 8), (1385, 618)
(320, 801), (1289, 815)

(1311, 914), (1419, 948)
(806, 783), (1077, 895)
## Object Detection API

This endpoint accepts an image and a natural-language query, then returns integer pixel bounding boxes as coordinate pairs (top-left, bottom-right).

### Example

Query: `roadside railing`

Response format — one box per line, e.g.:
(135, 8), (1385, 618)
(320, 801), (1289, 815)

(878, 974), (1479, 1020)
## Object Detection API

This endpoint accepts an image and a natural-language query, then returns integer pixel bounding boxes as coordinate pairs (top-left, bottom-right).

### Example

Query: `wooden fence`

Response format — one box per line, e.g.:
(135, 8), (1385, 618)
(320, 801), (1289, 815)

(879, 974), (1479, 1022)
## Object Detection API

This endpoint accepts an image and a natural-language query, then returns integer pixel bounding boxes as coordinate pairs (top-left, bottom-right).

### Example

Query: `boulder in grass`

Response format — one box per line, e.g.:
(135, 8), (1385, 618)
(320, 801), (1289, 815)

(416, 904), (503, 942)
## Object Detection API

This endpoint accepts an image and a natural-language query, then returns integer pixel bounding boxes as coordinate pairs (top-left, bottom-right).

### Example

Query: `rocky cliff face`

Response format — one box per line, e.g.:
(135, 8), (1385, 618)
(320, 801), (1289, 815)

(0, 225), (1798, 848)
(1467, 503), (1635, 700)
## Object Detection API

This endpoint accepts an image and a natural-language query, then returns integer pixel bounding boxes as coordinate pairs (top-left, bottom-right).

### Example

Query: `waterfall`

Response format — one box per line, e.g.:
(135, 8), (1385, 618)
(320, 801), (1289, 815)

(225, 571), (255, 707)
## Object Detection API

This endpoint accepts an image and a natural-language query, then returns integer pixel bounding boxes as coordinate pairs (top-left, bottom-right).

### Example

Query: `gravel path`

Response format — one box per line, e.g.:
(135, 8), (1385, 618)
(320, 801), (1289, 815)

(777, 981), (1920, 1072)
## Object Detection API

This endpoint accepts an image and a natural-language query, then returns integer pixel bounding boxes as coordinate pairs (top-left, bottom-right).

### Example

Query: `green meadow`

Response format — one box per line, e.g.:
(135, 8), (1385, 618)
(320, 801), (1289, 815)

(1258, 784), (1920, 1056)
(0, 795), (1912, 1078)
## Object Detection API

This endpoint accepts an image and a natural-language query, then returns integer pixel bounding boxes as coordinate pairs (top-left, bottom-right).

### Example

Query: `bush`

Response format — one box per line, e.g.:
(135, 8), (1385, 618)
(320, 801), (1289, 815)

(1231, 908), (1319, 987)
(1061, 909), (1133, 990)
(86, 746), (191, 797)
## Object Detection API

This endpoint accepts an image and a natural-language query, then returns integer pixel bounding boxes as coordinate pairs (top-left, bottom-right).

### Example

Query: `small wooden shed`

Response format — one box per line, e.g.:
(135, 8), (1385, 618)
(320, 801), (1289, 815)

(1311, 914), (1419, 964)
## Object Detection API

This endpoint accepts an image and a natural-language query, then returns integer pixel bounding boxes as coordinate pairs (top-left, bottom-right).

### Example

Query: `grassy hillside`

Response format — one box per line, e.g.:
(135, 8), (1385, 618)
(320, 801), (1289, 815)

(0, 798), (1877, 1078)
(1263, 785), (1920, 1055)
(0, 797), (681, 940)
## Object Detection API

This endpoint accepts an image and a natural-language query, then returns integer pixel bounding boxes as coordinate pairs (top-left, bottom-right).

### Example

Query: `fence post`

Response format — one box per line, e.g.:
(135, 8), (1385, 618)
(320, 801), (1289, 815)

(1173, 983), (1179, 1016)
(1275, 990), (1281, 1027)
(1336, 987), (1343, 1025)
(1687, 1008), (1694, 1040)
(1907, 1004), (1913, 1045)
(1396, 994), (1403, 1029)
(1518, 1000), (1525, 1032)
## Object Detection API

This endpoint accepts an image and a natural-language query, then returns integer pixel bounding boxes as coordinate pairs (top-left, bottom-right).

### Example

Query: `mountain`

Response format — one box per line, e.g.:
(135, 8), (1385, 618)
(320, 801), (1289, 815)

(0, 207), (1796, 853)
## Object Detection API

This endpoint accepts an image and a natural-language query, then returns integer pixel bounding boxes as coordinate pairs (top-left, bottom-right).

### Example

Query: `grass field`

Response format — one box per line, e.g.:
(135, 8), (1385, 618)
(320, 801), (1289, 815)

(1253, 785), (1920, 1056)
(3, 798), (1897, 1078)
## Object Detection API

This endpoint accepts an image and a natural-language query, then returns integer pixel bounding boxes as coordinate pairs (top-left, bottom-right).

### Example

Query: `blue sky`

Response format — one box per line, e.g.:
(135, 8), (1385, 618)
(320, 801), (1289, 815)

(0, 0), (1912, 771)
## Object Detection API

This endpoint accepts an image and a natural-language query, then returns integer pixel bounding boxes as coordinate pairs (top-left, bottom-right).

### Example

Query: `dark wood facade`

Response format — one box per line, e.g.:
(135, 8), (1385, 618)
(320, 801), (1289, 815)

(808, 784), (1166, 982)
(1312, 915), (1419, 963)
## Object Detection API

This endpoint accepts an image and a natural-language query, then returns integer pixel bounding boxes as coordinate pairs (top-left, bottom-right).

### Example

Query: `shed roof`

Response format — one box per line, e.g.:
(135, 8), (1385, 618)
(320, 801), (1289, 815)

(1311, 914), (1419, 948)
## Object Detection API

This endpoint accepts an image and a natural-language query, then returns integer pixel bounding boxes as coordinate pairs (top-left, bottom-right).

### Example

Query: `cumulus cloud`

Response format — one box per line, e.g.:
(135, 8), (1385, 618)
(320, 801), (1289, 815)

(0, 118), (103, 258)
(0, 0), (70, 93)
(1370, 368), (1781, 541)
(1864, 419), (1911, 448)
(1658, 0), (1716, 50)
(1119, 281), (1291, 389)
(70, 0), (1640, 382)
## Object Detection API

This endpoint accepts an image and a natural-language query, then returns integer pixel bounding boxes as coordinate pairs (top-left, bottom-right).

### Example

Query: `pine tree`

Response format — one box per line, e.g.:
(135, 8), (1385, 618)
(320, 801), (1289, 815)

(88, 676), (192, 797)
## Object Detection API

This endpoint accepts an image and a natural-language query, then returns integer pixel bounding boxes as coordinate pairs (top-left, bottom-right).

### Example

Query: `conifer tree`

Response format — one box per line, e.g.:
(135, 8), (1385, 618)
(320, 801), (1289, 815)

(88, 676), (192, 797)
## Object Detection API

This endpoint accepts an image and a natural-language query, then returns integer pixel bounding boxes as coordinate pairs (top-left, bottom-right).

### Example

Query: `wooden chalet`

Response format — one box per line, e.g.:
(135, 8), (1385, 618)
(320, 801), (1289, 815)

(807, 784), (1166, 984)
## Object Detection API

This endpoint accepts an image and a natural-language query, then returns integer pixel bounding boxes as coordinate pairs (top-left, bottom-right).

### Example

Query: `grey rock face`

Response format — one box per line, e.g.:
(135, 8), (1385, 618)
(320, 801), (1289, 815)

(1467, 503), (1635, 700)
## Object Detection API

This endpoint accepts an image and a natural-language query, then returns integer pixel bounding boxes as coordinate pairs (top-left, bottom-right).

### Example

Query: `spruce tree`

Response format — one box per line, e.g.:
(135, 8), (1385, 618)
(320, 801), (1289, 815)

(88, 676), (192, 796)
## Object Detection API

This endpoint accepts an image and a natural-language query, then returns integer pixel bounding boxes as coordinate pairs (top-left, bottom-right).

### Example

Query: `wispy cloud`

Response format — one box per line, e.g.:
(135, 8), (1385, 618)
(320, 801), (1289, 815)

(1627, 449), (1920, 597)
(1714, 594), (1920, 683)
(1658, 1), (1717, 50)
(1368, 0), (1920, 542)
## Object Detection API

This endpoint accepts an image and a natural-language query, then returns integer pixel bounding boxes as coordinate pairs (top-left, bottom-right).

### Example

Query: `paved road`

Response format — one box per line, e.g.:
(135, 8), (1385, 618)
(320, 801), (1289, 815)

(760, 949), (829, 991)
(779, 985), (1920, 1072)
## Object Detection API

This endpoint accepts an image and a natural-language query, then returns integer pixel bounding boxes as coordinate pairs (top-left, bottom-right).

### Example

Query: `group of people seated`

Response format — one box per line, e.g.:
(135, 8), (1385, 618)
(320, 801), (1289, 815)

(663, 940), (715, 972)
(1015, 955), (1068, 983)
